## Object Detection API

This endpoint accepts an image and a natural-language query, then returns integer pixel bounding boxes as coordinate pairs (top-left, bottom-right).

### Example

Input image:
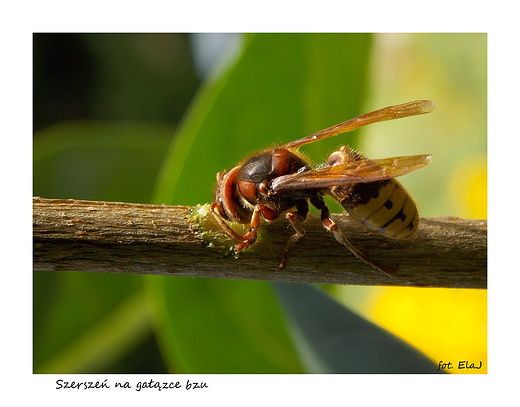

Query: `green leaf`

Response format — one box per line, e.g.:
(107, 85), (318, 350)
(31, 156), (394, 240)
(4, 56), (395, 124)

(149, 33), (374, 373)
(148, 277), (303, 373)
(153, 33), (372, 207)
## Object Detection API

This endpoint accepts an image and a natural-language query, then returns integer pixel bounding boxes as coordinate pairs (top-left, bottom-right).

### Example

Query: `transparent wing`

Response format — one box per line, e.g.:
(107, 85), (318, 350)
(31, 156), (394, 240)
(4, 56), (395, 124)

(282, 100), (436, 150)
(269, 154), (432, 192)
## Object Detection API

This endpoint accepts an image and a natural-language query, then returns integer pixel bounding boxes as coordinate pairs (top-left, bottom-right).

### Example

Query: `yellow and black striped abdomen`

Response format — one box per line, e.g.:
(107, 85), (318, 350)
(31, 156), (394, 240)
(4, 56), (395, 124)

(337, 179), (419, 239)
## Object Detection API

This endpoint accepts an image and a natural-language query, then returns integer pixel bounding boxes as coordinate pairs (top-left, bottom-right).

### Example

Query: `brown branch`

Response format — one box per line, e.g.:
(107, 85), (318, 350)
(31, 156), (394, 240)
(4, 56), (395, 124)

(33, 197), (487, 289)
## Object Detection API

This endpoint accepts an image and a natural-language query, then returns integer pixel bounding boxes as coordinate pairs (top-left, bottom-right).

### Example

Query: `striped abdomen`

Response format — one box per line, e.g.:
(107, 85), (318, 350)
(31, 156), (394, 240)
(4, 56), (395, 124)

(326, 146), (419, 239)
(336, 179), (419, 239)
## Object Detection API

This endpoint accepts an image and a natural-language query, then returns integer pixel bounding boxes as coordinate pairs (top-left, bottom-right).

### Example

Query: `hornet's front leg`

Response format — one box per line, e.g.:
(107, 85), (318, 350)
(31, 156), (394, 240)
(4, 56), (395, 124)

(210, 203), (262, 254)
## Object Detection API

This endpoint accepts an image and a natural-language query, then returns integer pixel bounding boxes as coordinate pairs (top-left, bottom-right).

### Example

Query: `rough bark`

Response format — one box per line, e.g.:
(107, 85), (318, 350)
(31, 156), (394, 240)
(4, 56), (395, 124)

(33, 197), (487, 289)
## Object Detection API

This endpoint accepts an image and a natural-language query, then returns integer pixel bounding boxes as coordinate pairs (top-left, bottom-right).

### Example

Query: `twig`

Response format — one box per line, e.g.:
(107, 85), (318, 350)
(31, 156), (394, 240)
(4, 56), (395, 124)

(33, 197), (486, 289)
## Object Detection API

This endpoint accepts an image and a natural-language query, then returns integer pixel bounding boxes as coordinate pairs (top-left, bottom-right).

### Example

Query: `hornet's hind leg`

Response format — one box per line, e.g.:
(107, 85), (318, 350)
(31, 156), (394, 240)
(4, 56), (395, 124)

(310, 194), (397, 277)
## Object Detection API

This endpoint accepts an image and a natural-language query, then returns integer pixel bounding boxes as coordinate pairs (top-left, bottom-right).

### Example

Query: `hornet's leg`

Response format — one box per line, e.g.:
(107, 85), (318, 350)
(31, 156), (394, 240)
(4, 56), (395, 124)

(210, 203), (262, 253)
(279, 199), (309, 270)
(310, 195), (397, 277)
